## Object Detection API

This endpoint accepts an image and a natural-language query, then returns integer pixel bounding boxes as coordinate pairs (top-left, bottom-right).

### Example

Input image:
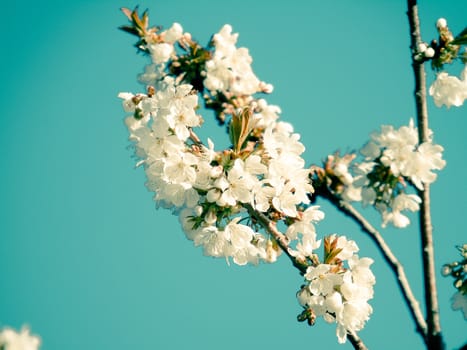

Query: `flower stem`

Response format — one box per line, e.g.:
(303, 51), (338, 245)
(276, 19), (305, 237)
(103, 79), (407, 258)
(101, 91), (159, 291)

(407, 1), (444, 348)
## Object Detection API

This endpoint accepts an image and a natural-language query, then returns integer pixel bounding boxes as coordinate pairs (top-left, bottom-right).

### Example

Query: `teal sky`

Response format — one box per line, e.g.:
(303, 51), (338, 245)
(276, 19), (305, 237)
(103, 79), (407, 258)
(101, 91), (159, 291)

(0, 1), (466, 349)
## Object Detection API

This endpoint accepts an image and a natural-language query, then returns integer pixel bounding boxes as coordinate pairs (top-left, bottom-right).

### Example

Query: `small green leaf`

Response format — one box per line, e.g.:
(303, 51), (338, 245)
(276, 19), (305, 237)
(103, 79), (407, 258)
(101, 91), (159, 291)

(451, 27), (467, 45)
(229, 108), (253, 154)
(119, 25), (139, 36)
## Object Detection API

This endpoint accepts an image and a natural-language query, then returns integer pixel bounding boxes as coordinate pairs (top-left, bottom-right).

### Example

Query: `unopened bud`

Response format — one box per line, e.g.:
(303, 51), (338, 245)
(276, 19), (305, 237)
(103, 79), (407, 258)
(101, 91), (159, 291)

(204, 209), (217, 225)
(436, 18), (447, 29)
(261, 82), (274, 93)
(194, 205), (203, 216)
(424, 47), (435, 58)
(441, 264), (452, 276)
(210, 165), (223, 178)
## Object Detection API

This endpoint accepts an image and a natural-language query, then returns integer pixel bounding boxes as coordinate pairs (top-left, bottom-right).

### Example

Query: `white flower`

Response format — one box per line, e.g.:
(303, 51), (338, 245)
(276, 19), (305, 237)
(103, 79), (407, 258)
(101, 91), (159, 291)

(244, 154), (267, 175)
(406, 142), (446, 189)
(224, 218), (262, 265)
(149, 42), (174, 64)
(219, 159), (255, 206)
(381, 193), (421, 228)
(195, 225), (229, 258)
(163, 151), (198, 185)
(286, 206), (324, 240)
(0, 326), (41, 350)
(451, 291), (467, 319)
(163, 23), (183, 43)
(118, 92), (138, 113)
(204, 24), (269, 97)
(271, 180), (301, 217)
(332, 235), (359, 261)
(156, 82), (201, 141)
(252, 180), (275, 212)
(252, 99), (281, 128)
(138, 63), (165, 85)
(429, 66), (467, 108)
(305, 264), (341, 296)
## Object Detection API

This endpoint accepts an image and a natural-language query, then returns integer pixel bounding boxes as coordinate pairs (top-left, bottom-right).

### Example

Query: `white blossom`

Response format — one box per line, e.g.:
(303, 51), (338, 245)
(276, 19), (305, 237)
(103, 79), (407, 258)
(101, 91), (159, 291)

(0, 326), (41, 350)
(204, 24), (270, 97)
(429, 66), (467, 108)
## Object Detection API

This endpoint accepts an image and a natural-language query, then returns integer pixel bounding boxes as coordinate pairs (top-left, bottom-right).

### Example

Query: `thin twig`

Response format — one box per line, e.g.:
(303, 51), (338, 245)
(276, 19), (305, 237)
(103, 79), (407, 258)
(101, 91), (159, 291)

(244, 204), (307, 274)
(320, 190), (428, 340)
(347, 330), (369, 350)
(407, 1), (444, 349)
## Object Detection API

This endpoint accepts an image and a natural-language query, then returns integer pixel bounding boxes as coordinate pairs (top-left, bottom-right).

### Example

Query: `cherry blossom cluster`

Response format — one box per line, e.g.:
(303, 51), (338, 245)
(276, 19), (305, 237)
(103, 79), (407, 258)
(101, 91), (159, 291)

(119, 9), (376, 343)
(0, 325), (41, 350)
(315, 120), (445, 228)
(423, 17), (467, 108)
(297, 235), (375, 344)
(119, 74), (321, 265)
(204, 24), (273, 98)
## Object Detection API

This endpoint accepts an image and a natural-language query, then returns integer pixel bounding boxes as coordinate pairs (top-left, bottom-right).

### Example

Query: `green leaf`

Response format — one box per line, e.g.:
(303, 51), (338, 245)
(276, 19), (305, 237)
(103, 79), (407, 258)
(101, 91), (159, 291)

(119, 25), (139, 36)
(229, 108), (253, 154)
(451, 26), (467, 45)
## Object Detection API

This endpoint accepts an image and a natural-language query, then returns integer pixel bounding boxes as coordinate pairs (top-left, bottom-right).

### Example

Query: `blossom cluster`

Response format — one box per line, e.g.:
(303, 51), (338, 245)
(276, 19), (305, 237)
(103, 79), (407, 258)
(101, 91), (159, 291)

(297, 235), (375, 343)
(120, 73), (322, 265)
(137, 22), (186, 87)
(0, 325), (41, 350)
(120, 11), (376, 343)
(320, 120), (445, 228)
(204, 24), (272, 97)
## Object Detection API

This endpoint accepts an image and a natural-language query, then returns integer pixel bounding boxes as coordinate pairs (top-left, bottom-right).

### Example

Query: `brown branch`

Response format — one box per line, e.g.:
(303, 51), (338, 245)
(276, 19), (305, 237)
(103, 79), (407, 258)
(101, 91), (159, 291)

(407, 1), (444, 349)
(320, 190), (428, 340)
(347, 330), (368, 350)
(244, 204), (308, 274)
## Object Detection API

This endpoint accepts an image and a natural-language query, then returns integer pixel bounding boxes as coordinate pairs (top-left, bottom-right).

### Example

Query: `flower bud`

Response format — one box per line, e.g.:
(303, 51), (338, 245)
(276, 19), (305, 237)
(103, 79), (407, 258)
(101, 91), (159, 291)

(436, 18), (447, 29)
(441, 264), (452, 276)
(210, 165), (223, 178)
(424, 47), (435, 58)
(204, 209), (217, 225)
(194, 206), (203, 216)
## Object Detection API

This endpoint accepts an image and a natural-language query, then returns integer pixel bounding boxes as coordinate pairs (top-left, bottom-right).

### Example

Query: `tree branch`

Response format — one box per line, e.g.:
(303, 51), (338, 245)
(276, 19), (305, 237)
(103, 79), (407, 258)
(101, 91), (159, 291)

(320, 190), (428, 341)
(347, 330), (368, 350)
(244, 204), (308, 274)
(407, 1), (444, 349)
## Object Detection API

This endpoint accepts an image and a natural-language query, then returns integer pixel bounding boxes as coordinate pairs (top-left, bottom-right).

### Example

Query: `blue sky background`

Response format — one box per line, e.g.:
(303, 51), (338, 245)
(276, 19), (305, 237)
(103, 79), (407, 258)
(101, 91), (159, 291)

(0, 0), (466, 349)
